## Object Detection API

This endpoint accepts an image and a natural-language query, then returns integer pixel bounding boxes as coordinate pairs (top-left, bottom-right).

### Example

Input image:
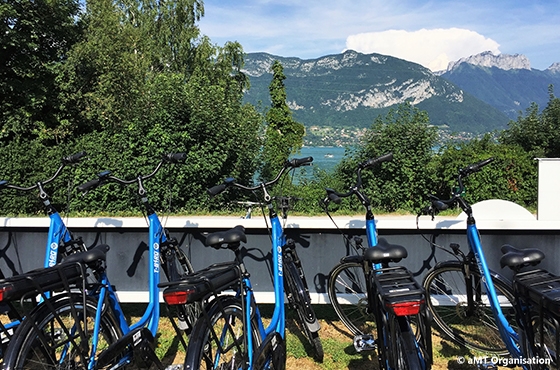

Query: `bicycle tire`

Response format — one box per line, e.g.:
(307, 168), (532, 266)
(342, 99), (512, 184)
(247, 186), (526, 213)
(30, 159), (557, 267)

(3, 294), (122, 370)
(389, 315), (426, 370)
(284, 259), (324, 362)
(184, 296), (262, 370)
(328, 261), (375, 336)
(423, 263), (516, 354)
(530, 312), (559, 368)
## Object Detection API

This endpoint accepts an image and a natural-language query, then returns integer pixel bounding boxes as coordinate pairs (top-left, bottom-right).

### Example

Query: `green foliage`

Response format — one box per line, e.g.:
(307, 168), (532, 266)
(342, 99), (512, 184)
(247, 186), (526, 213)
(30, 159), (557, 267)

(500, 86), (560, 158)
(260, 61), (305, 180)
(431, 135), (537, 210)
(336, 103), (438, 212)
(0, 0), (83, 143)
(0, 0), (262, 215)
(0, 3), (551, 217)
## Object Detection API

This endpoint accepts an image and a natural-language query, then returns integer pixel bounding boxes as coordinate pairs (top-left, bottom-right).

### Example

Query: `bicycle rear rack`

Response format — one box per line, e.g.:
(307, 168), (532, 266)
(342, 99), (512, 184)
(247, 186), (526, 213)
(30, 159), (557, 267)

(373, 266), (426, 316)
(515, 268), (560, 365)
(515, 269), (560, 318)
(160, 261), (241, 305)
(0, 260), (90, 362)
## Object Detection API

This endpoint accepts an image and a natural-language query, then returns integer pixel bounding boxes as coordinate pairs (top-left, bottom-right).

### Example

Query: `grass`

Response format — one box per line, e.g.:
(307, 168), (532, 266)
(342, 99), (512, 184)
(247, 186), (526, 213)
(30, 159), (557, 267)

(140, 304), (513, 370)
(1, 303), (515, 369)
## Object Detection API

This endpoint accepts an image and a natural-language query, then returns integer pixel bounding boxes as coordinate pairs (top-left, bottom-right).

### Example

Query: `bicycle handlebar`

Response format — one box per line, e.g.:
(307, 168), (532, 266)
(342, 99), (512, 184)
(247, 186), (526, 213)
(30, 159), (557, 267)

(322, 153), (393, 208)
(361, 152), (393, 170)
(164, 152), (186, 164)
(0, 152), (87, 192)
(419, 157), (494, 218)
(459, 157), (494, 177)
(208, 157), (314, 197)
(62, 151), (87, 165)
(287, 156), (313, 168)
(78, 153), (185, 194)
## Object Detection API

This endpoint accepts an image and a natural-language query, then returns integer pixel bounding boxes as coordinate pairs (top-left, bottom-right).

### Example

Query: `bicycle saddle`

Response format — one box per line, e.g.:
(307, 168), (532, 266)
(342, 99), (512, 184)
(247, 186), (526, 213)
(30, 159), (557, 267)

(205, 225), (247, 250)
(364, 238), (408, 263)
(61, 244), (110, 266)
(500, 244), (545, 270)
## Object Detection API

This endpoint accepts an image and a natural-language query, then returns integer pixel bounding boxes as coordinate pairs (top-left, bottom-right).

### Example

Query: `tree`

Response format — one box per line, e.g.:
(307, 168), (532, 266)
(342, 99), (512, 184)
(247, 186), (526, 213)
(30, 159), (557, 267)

(260, 60), (305, 180)
(0, 0), (83, 143)
(0, 0), (263, 215)
(432, 135), (537, 209)
(500, 85), (560, 158)
(336, 102), (438, 212)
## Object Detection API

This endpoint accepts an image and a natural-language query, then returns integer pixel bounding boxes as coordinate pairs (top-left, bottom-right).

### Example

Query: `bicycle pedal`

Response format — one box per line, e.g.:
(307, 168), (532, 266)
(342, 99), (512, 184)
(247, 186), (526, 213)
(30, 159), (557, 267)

(353, 334), (376, 352)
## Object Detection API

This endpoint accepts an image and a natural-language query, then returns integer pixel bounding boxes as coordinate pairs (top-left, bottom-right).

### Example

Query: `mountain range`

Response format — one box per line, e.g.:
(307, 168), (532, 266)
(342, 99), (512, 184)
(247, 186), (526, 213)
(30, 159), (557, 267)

(242, 50), (560, 136)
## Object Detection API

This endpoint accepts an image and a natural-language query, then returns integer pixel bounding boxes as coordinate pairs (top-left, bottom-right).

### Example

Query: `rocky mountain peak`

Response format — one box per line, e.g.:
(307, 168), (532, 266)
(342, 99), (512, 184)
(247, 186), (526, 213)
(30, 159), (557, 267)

(446, 51), (531, 72)
(547, 62), (560, 74)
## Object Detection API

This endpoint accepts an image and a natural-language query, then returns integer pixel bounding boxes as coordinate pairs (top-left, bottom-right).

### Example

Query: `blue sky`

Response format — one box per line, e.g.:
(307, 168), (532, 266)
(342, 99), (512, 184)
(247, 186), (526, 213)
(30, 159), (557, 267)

(198, 0), (560, 71)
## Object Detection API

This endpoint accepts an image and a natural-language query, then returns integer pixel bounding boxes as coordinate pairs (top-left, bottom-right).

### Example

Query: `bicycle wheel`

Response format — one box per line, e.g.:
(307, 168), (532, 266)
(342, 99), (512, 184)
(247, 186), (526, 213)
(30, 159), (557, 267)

(388, 315), (425, 370)
(284, 259), (324, 362)
(423, 264), (516, 353)
(184, 296), (262, 370)
(328, 261), (375, 336)
(3, 295), (122, 370)
(531, 313), (559, 367)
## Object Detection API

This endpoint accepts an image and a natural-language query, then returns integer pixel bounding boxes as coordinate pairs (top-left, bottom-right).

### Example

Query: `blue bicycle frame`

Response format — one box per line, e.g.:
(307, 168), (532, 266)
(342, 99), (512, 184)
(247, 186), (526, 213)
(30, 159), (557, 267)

(466, 222), (522, 359)
(241, 205), (285, 369)
(425, 158), (527, 368)
(77, 154), (186, 369)
(86, 211), (164, 369)
(1, 154), (86, 334)
(43, 210), (73, 268)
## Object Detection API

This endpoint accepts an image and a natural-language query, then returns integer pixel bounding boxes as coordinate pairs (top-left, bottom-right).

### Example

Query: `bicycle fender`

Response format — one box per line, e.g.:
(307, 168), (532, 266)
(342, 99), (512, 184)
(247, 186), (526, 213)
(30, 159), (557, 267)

(305, 318), (321, 333)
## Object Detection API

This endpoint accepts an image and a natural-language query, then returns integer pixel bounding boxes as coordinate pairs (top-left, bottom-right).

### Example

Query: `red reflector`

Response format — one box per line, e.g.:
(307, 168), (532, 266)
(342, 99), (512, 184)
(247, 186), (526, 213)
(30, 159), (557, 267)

(163, 290), (193, 305)
(386, 300), (424, 316)
(0, 286), (13, 302)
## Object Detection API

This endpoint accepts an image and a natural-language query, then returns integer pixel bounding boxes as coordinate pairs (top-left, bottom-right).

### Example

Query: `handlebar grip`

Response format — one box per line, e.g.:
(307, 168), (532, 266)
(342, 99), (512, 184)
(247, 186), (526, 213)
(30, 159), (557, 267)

(62, 151), (87, 164)
(208, 177), (236, 196)
(165, 152), (186, 163)
(461, 157), (494, 176)
(328, 192), (342, 204)
(0, 180), (7, 190)
(77, 178), (102, 193)
(432, 200), (449, 211)
(287, 156), (313, 168)
(208, 183), (227, 196)
(363, 152), (393, 169)
(324, 188), (342, 204)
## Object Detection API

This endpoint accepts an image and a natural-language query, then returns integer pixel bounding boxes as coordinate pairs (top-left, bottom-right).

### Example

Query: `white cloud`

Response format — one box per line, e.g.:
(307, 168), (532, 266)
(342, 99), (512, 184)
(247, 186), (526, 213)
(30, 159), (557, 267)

(345, 28), (501, 71)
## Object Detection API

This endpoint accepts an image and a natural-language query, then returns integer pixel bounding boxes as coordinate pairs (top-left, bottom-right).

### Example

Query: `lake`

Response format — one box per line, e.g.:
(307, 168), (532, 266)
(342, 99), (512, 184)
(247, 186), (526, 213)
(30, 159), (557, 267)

(299, 146), (348, 173)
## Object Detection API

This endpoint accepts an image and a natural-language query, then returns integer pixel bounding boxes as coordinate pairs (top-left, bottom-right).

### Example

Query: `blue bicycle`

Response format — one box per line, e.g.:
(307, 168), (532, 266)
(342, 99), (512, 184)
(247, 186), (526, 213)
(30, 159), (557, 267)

(323, 153), (432, 370)
(2, 153), (195, 369)
(161, 156), (322, 370)
(420, 158), (559, 368)
(0, 152), (90, 355)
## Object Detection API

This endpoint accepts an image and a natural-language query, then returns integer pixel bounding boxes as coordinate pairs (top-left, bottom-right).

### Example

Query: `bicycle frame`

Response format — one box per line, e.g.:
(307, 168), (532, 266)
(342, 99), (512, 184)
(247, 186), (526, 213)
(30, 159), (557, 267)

(422, 158), (527, 366)
(466, 220), (521, 358)
(1, 153), (86, 334)
(205, 158), (314, 369)
(241, 207), (285, 368)
(86, 210), (165, 369)
(44, 210), (73, 268)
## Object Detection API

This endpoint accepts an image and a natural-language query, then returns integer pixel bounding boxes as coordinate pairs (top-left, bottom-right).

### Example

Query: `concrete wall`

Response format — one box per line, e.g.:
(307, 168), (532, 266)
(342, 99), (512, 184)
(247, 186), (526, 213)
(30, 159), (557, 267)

(2, 214), (559, 303)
